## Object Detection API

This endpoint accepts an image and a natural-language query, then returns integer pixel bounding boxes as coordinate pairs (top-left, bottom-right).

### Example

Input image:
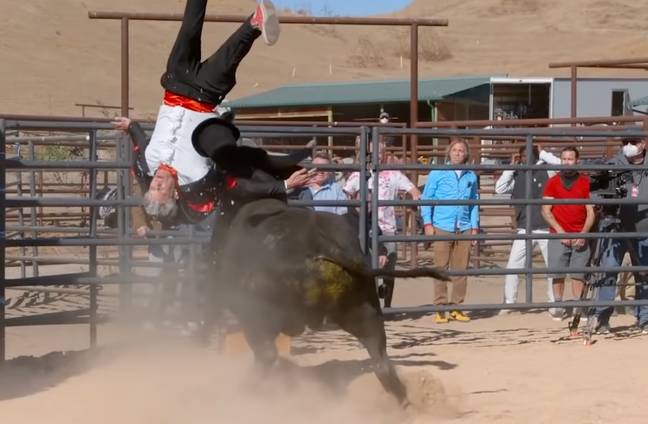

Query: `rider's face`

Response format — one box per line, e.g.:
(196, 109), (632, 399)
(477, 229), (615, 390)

(148, 169), (175, 202)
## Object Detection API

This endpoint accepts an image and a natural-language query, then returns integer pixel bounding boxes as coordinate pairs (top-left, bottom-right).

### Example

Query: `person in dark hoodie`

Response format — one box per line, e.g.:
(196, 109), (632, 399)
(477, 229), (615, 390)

(344, 190), (389, 303)
(495, 145), (560, 314)
(589, 137), (648, 335)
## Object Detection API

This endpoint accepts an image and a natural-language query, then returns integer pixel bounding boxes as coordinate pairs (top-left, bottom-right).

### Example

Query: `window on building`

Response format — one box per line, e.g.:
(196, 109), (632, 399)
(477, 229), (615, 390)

(611, 90), (629, 116)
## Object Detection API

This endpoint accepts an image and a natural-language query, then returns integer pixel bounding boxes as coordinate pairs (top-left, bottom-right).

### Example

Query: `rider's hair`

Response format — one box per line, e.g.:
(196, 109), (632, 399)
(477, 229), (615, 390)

(143, 191), (178, 219)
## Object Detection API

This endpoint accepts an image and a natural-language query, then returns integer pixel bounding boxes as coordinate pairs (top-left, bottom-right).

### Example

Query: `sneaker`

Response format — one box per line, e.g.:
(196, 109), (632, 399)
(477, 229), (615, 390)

(640, 324), (648, 335)
(595, 323), (611, 335)
(377, 284), (386, 299)
(435, 312), (449, 324)
(449, 310), (471, 322)
(251, 0), (280, 46)
(497, 308), (514, 316)
(549, 307), (565, 321)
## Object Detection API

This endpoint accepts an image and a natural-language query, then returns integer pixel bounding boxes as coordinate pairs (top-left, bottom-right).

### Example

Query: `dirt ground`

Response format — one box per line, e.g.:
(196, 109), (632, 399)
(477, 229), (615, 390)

(2, 275), (647, 423)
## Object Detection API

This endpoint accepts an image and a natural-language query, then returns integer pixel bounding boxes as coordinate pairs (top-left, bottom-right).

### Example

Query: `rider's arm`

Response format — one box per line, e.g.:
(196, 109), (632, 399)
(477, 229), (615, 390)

(226, 170), (287, 200)
(126, 121), (152, 181)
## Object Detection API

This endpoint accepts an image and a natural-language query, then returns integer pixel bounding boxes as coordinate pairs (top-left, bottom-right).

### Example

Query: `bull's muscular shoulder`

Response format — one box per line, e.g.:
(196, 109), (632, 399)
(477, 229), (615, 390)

(312, 212), (367, 270)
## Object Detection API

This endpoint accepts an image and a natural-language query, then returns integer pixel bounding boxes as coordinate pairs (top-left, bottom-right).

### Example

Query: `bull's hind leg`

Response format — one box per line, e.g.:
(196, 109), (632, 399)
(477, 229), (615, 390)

(335, 302), (408, 406)
(237, 307), (282, 371)
(244, 327), (279, 369)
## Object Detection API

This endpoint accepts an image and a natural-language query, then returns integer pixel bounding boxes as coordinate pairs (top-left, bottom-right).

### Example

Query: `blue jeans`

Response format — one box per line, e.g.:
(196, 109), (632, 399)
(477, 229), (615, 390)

(594, 238), (648, 327)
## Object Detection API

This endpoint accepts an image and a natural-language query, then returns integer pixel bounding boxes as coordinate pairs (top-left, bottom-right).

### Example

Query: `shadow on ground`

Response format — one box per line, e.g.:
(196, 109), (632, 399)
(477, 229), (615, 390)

(0, 349), (97, 401)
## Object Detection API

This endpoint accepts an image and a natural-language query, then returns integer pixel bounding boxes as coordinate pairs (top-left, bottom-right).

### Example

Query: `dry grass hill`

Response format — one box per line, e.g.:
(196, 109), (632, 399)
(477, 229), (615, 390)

(2, 0), (648, 118)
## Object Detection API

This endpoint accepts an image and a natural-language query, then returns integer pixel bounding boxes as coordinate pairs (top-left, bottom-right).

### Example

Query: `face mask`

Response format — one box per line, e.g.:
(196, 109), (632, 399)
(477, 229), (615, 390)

(623, 144), (642, 158)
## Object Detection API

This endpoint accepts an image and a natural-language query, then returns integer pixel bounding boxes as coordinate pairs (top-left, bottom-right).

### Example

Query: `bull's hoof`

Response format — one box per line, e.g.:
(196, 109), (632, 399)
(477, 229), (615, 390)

(281, 323), (305, 337)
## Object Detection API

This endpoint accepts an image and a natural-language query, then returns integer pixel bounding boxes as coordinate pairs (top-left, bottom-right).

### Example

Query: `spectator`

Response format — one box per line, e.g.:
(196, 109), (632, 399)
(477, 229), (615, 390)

(542, 146), (595, 319)
(590, 137), (648, 334)
(297, 153), (347, 215)
(344, 193), (388, 269)
(421, 139), (479, 324)
(343, 139), (421, 307)
(495, 145), (561, 314)
(384, 136), (404, 165)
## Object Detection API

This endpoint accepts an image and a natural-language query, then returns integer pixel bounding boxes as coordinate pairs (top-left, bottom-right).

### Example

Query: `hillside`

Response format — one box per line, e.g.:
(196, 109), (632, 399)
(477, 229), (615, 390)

(2, 0), (648, 118)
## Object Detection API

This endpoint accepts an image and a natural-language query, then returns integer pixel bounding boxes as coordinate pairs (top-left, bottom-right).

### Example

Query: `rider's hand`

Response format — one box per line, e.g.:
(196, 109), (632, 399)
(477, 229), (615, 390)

(424, 225), (435, 236)
(112, 116), (131, 132)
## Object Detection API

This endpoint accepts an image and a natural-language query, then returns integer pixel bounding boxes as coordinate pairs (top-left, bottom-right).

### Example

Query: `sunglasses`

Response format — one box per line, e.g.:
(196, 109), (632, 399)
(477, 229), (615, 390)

(622, 138), (643, 145)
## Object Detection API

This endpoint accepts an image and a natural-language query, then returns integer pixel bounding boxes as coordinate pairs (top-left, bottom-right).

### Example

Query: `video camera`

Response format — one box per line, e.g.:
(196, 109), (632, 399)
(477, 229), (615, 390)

(589, 169), (630, 199)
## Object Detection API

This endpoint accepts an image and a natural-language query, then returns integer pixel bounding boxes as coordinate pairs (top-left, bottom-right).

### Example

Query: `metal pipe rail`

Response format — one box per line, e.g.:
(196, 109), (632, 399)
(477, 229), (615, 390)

(416, 115), (648, 128)
(383, 300), (648, 316)
(5, 117), (648, 361)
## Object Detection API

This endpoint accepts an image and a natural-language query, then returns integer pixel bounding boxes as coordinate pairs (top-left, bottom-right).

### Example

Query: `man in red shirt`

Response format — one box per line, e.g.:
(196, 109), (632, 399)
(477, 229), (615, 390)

(542, 146), (595, 319)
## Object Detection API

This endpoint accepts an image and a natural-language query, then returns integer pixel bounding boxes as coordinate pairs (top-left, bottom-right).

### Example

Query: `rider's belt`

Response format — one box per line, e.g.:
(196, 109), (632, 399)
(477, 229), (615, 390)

(186, 199), (215, 213)
(163, 91), (216, 113)
(224, 175), (238, 190)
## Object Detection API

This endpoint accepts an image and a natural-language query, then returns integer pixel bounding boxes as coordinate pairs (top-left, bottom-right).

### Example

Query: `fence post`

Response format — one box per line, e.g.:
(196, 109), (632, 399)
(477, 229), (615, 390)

(371, 126), (380, 269)
(117, 132), (132, 311)
(88, 130), (98, 347)
(524, 134), (534, 304)
(358, 126), (368, 254)
(1, 119), (6, 362)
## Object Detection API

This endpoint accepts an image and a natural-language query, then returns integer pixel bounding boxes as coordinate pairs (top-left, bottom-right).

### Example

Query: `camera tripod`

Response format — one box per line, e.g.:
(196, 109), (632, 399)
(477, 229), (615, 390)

(568, 211), (642, 344)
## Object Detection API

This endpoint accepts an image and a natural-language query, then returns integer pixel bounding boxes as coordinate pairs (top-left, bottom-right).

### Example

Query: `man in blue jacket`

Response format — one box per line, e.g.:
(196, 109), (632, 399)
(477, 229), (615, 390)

(421, 139), (480, 323)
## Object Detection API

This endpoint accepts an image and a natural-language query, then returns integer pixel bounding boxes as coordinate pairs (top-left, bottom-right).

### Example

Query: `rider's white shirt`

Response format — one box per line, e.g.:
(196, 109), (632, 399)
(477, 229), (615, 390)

(145, 104), (216, 186)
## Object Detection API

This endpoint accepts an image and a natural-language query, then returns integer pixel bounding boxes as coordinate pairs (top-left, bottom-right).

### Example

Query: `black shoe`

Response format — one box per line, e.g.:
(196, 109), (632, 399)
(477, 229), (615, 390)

(595, 323), (611, 335)
(377, 284), (386, 299)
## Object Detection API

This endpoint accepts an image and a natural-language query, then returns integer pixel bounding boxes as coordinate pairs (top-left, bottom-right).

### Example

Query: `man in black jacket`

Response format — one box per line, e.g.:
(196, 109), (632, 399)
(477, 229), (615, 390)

(495, 145), (559, 314)
(120, 0), (308, 225)
(113, 116), (313, 228)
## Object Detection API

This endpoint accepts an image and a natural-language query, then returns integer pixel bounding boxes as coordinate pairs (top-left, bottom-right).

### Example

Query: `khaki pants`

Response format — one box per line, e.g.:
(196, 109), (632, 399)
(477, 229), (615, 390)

(433, 228), (472, 305)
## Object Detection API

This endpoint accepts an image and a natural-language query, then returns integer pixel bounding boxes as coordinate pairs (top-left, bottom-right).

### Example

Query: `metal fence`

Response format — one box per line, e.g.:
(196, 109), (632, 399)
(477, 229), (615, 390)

(3, 116), (648, 360)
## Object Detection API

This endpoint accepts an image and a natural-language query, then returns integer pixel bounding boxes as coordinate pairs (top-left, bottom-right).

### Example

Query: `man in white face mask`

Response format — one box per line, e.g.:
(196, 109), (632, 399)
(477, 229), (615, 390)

(590, 136), (648, 335)
(622, 137), (646, 163)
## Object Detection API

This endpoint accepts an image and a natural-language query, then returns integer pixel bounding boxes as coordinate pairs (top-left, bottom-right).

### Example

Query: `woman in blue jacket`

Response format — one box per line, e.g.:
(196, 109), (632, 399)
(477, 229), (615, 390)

(421, 139), (479, 324)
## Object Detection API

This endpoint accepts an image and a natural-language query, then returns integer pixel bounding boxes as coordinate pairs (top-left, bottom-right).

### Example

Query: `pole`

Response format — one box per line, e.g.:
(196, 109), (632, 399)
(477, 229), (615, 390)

(0, 119), (6, 361)
(88, 130), (98, 347)
(121, 17), (130, 118)
(409, 23), (420, 267)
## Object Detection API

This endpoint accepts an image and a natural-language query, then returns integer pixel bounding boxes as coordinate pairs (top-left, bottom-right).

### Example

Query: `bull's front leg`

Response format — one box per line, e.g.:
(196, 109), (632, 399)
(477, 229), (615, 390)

(244, 328), (279, 369)
(334, 302), (408, 406)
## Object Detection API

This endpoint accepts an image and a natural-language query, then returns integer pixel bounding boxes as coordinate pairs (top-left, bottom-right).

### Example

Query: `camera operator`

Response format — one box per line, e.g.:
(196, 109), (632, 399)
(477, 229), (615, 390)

(590, 137), (648, 335)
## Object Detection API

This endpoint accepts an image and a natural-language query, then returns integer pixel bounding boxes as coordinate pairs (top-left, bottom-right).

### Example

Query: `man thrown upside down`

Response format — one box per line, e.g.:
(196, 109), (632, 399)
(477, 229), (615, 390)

(113, 0), (313, 226)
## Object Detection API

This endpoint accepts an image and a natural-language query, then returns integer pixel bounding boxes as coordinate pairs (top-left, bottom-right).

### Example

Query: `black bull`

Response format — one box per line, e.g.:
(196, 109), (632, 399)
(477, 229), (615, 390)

(211, 198), (447, 405)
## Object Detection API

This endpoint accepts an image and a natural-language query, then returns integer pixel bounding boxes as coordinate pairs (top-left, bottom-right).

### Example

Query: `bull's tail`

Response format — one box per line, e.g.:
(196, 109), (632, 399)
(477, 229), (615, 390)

(312, 255), (449, 281)
(366, 267), (449, 281)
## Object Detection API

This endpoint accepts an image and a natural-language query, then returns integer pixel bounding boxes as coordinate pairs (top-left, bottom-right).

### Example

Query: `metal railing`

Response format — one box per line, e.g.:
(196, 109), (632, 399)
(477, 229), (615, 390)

(3, 115), (648, 360)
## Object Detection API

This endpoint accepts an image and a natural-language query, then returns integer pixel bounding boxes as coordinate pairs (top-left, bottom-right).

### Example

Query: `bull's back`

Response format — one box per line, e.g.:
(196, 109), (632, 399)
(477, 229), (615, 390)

(224, 199), (366, 280)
